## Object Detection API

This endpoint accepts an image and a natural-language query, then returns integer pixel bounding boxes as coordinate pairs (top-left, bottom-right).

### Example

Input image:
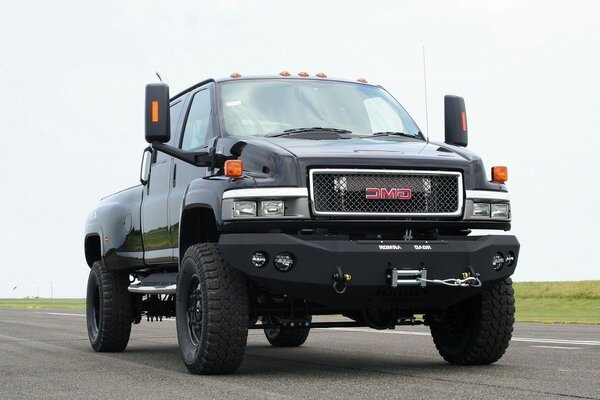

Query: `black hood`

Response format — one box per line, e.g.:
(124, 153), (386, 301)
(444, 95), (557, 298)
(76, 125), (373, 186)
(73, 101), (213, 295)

(215, 136), (503, 191)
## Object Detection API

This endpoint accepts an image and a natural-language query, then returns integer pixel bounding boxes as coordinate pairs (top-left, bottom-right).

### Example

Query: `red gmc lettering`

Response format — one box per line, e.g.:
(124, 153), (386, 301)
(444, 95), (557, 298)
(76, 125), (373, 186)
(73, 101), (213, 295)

(365, 188), (412, 200)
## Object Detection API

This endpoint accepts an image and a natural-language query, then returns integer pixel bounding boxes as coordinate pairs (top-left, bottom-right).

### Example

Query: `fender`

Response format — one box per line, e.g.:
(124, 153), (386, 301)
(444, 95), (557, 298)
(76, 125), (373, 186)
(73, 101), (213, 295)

(85, 185), (145, 270)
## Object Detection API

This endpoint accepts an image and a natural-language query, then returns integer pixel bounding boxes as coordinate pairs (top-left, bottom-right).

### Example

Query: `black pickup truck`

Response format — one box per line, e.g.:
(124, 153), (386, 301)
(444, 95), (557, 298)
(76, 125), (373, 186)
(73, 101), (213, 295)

(84, 73), (519, 374)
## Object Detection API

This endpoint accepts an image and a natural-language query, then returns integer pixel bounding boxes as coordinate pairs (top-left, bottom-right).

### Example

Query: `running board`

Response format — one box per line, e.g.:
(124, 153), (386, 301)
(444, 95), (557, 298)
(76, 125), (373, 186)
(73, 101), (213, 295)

(128, 272), (177, 295)
(128, 283), (176, 295)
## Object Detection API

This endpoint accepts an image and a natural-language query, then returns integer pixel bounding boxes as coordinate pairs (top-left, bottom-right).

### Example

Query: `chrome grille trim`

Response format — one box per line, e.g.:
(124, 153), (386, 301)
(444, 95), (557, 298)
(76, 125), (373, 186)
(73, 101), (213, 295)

(309, 169), (464, 217)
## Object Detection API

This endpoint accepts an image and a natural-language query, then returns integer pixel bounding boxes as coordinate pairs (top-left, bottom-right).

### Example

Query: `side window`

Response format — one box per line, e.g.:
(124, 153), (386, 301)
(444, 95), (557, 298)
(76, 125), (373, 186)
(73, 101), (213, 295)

(156, 101), (184, 163)
(181, 90), (212, 150)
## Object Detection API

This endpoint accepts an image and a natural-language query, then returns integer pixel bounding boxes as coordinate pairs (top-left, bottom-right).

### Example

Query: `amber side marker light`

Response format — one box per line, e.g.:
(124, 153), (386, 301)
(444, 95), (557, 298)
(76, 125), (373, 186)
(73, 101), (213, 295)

(151, 101), (159, 122)
(492, 166), (508, 183)
(225, 160), (244, 178)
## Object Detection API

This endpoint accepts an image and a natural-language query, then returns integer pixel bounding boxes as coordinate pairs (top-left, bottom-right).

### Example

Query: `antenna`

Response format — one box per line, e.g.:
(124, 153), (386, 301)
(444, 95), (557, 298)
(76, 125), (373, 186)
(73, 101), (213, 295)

(156, 70), (169, 84)
(422, 46), (430, 142)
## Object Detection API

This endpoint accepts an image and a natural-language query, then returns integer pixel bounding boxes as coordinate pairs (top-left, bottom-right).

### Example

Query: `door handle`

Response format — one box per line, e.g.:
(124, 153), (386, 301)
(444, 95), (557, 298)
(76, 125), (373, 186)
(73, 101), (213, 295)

(172, 163), (177, 188)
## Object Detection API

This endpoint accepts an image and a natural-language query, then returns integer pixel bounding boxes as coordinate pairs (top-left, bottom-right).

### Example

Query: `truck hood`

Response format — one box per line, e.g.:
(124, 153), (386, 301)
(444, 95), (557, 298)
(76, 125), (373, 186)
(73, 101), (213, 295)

(263, 136), (472, 163)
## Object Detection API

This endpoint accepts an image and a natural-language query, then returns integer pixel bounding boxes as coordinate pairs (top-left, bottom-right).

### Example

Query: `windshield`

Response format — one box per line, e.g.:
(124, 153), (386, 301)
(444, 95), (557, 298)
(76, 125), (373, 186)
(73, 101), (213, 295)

(218, 79), (422, 139)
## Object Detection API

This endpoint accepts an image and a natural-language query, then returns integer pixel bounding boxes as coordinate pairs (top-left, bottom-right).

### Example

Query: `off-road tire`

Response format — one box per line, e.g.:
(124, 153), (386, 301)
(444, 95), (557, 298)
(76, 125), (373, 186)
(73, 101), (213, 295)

(176, 243), (249, 375)
(86, 261), (132, 352)
(428, 278), (515, 365)
(263, 315), (311, 347)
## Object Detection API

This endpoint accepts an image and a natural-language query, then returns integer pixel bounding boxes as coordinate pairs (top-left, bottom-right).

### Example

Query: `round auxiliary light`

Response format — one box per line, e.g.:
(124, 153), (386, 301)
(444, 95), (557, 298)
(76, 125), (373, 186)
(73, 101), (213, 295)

(492, 252), (505, 271)
(273, 252), (295, 272)
(505, 251), (516, 267)
(251, 252), (268, 268)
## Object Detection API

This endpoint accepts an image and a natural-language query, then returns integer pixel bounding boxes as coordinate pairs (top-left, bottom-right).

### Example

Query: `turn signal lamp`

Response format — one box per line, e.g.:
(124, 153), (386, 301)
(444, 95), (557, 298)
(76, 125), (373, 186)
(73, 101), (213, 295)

(224, 160), (243, 178)
(151, 101), (159, 122)
(491, 166), (508, 183)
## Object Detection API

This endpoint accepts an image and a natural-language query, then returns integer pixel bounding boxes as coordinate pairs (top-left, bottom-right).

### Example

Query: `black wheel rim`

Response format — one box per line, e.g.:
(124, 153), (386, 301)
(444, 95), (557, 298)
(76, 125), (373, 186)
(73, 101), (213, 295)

(87, 277), (101, 340)
(186, 276), (202, 347)
(264, 316), (281, 337)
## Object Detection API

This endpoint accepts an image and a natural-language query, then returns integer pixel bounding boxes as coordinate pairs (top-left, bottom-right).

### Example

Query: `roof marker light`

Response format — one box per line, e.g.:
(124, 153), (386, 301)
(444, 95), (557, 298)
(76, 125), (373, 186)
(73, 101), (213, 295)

(230, 72), (241, 78)
(357, 77), (368, 83)
(280, 71), (291, 77)
(298, 71), (309, 77)
(316, 72), (327, 78)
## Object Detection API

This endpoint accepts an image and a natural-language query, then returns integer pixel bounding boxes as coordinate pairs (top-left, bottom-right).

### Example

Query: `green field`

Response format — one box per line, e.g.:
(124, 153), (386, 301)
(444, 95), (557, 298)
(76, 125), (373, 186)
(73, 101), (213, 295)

(1, 281), (598, 324)
(0, 298), (86, 310)
(513, 281), (600, 324)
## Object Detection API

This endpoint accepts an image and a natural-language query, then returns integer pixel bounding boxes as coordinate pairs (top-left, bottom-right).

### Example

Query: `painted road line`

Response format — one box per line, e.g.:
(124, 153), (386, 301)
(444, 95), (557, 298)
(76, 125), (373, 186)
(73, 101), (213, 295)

(326, 327), (600, 346)
(44, 312), (85, 317)
(531, 345), (582, 350)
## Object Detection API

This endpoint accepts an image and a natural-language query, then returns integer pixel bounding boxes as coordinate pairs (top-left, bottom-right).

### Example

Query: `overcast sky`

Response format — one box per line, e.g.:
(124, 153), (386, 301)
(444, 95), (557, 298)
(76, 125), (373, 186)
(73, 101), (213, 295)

(1, 1), (599, 298)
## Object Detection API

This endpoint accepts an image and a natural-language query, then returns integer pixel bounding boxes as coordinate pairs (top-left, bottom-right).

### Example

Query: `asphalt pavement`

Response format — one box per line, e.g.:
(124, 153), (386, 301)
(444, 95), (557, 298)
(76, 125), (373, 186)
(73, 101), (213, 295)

(0, 308), (599, 399)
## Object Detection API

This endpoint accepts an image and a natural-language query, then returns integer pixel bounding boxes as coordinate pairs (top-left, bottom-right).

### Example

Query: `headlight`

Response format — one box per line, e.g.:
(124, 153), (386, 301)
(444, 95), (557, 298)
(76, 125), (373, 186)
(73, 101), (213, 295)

(473, 203), (491, 217)
(491, 203), (509, 219)
(233, 201), (257, 217)
(259, 200), (285, 216)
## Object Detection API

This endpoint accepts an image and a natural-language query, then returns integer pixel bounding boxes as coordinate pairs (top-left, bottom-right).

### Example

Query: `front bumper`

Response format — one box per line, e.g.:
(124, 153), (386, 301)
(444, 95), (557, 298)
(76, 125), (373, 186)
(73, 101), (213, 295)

(218, 234), (520, 310)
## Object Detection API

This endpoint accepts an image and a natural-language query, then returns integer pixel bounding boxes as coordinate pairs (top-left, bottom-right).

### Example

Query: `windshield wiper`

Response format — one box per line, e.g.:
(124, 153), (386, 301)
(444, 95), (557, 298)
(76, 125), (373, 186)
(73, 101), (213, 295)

(266, 127), (352, 137)
(370, 131), (423, 140)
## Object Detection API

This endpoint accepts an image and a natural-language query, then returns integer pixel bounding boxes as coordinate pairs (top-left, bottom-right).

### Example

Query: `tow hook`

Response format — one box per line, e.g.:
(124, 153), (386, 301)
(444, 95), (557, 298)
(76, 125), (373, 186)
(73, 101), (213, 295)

(332, 266), (352, 294)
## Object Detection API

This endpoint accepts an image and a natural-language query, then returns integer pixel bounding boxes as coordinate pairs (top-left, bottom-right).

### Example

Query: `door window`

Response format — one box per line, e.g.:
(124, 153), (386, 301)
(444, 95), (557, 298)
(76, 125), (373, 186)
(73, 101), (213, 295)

(181, 90), (212, 150)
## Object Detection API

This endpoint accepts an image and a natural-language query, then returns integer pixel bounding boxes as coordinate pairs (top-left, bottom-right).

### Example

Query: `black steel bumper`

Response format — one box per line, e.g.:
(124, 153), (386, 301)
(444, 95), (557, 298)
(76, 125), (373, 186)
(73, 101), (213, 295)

(218, 234), (520, 310)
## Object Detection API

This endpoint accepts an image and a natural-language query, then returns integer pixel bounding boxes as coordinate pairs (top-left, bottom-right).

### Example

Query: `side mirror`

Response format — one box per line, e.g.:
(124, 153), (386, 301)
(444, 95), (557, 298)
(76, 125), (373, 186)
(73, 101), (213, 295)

(145, 83), (170, 143)
(444, 95), (468, 147)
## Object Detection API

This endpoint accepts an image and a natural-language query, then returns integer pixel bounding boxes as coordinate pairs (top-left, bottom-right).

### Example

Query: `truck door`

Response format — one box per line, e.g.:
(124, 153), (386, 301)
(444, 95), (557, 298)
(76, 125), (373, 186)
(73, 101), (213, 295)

(168, 86), (214, 259)
(141, 100), (184, 264)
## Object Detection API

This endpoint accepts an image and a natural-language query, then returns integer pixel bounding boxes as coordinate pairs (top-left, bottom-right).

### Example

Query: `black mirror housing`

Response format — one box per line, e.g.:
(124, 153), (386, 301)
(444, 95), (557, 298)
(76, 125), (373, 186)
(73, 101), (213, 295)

(145, 83), (170, 143)
(444, 95), (468, 147)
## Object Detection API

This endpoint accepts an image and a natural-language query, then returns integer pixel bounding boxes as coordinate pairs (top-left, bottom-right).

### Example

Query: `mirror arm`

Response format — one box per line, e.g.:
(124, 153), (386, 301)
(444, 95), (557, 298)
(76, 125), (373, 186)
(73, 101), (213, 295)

(151, 142), (212, 167)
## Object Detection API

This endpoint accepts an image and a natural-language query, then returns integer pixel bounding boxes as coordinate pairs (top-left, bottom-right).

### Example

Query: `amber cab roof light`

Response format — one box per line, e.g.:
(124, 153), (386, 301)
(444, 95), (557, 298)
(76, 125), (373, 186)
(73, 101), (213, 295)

(491, 166), (508, 183)
(225, 160), (243, 178)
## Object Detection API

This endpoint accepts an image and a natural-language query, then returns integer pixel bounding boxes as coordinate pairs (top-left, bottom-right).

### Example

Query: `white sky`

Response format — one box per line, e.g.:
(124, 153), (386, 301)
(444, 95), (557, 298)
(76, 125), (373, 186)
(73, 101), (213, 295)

(1, 1), (599, 298)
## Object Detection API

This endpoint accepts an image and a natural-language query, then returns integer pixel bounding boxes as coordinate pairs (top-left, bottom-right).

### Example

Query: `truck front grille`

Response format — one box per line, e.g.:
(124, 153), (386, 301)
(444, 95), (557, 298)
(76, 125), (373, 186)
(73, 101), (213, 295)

(309, 169), (463, 217)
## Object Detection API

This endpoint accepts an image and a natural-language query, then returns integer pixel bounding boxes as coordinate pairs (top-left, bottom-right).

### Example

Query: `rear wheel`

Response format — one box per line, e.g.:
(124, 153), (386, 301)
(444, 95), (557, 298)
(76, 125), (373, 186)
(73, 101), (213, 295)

(86, 261), (132, 352)
(176, 243), (249, 374)
(263, 315), (311, 347)
(428, 278), (515, 365)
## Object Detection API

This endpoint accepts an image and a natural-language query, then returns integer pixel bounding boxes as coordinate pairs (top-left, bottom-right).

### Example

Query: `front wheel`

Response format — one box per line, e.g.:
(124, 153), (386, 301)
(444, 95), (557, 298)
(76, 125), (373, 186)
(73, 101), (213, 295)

(176, 243), (249, 375)
(86, 261), (132, 352)
(428, 278), (515, 365)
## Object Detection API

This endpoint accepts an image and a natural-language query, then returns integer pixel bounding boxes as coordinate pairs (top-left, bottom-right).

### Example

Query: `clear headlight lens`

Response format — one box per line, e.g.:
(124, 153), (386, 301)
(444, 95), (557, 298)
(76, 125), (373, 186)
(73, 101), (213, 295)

(473, 203), (491, 217)
(233, 201), (256, 217)
(491, 203), (509, 219)
(259, 200), (285, 216)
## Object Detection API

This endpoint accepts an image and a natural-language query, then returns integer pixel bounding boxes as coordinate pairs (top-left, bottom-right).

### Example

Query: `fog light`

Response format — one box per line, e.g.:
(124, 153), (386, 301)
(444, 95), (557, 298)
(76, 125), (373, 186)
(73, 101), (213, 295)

(274, 252), (295, 272)
(473, 202), (491, 217)
(233, 201), (256, 217)
(251, 252), (268, 268)
(505, 251), (515, 267)
(259, 200), (285, 216)
(492, 252), (505, 271)
(491, 203), (509, 219)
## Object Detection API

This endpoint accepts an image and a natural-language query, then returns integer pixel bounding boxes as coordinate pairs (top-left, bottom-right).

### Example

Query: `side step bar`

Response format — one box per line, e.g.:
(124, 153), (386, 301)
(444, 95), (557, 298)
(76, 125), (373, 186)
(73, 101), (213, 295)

(128, 283), (176, 295)
(128, 272), (177, 295)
